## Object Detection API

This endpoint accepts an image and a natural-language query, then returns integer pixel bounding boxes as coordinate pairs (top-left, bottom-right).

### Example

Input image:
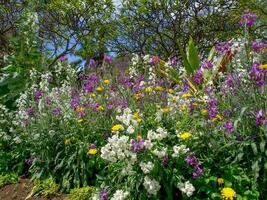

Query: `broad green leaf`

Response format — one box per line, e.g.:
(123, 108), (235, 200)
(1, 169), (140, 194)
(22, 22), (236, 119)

(177, 39), (193, 74)
(187, 36), (200, 71)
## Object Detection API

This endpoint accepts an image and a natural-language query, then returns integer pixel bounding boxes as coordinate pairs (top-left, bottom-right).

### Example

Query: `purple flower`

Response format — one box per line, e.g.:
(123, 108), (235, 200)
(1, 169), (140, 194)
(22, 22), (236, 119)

(240, 12), (257, 26)
(192, 69), (203, 85)
(45, 96), (52, 105)
(183, 79), (189, 92)
(88, 59), (97, 68)
(215, 41), (232, 54)
(256, 109), (266, 126)
(52, 107), (61, 116)
(25, 157), (33, 166)
(26, 107), (34, 116)
(103, 55), (113, 64)
(149, 56), (160, 65)
(99, 188), (108, 200)
(223, 121), (234, 133)
(185, 155), (203, 179)
(223, 109), (232, 116)
(252, 40), (266, 53)
(70, 98), (80, 110)
(59, 55), (67, 62)
(192, 166), (203, 179)
(34, 90), (44, 99)
(161, 155), (169, 168)
(131, 139), (145, 153)
(171, 56), (178, 67)
(202, 60), (213, 69)
(185, 155), (198, 166)
(207, 98), (218, 119)
(250, 61), (266, 87)
(89, 143), (97, 149)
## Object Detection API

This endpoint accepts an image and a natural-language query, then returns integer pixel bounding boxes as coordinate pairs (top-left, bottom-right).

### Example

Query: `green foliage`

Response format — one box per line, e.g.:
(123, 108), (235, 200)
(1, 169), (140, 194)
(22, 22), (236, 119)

(0, 174), (18, 188)
(66, 186), (95, 200)
(30, 178), (59, 197)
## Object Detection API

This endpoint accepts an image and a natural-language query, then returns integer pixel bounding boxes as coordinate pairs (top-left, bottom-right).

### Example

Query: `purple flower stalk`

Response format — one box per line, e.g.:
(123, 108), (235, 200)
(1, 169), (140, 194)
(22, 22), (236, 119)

(99, 188), (108, 200)
(185, 155), (203, 179)
(256, 109), (266, 127)
(34, 90), (44, 99)
(103, 55), (113, 64)
(70, 98), (80, 110)
(202, 60), (213, 69)
(223, 121), (234, 133)
(250, 61), (266, 87)
(52, 107), (61, 116)
(161, 155), (169, 168)
(240, 12), (257, 26)
(88, 59), (98, 68)
(131, 139), (145, 153)
(171, 56), (178, 67)
(223, 109), (232, 117)
(207, 98), (218, 119)
(215, 41), (232, 54)
(192, 69), (203, 85)
(26, 107), (34, 116)
(252, 40), (266, 53)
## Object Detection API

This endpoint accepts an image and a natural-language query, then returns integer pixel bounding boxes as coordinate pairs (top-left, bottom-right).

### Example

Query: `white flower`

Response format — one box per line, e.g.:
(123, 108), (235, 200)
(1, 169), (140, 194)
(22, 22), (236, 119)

(127, 125), (135, 134)
(153, 148), (167, 159)
(110, 190), (129, 200)
(139, 161), (154, 174)
(143, 176), (161, 195)
(172, 145), (189, 157)
(177, 181), (195, 197)
(144, 140), (153, 150)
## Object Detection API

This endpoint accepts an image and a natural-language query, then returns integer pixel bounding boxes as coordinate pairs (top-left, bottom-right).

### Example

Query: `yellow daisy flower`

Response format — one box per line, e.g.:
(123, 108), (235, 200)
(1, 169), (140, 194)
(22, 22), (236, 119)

(144, 87), (153, 93)
(96, 86), (104, 92)
(103, 79), (110, 84)
(221, 187), (236, 200)
(97, 105), (104, 111)
(181, 93), (192, 98)
(87, 148), (97, 155)
(154, 86), (164, 91)
(111, 124), (124, 133)
(168, 89), (174, 94)
(133, 112), (142, 123)
(179, 132), (192, 140)
(162, 107), (170, 113)
(259, 64), (267, 69)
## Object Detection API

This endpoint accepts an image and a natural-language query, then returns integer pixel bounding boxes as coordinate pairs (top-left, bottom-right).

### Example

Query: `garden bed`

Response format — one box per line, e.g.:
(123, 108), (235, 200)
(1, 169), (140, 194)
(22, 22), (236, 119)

(0, 179), (65, 200)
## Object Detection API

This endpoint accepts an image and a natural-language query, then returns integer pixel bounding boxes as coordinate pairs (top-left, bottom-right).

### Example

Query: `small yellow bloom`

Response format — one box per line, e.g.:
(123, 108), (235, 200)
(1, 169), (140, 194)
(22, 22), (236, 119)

(97, 105), (104, 111)
(64, 139), (71, 145)
(77, 119), (84, 123)
(172, 96), (177, 101)
(137, 134), (142, 141)
(259, 64), (267, 69)
(217, 178), (224, 186)
(96, 86), (104, 92)
(154, 86), (164, 91)
(221, 187), (236, 200)
(180, 104), (187, 111)
(134, 93), (142, 100)
(201, 109), (208, 115)
(168, 89), (174, 94)
(103, 79), (110, 84)
(211, 114), (223, 122)
(144, 87), (153, 93)
(76, 107), (85, 112)
(181, 93), (192, 98)
(90, 93), (96, 97)
(87, 148), (97, 155)
(179, 132), (192, 140)
(133, 112), (142, 123)
(162, 107), (170, 113)
(111, 124), (124, 133)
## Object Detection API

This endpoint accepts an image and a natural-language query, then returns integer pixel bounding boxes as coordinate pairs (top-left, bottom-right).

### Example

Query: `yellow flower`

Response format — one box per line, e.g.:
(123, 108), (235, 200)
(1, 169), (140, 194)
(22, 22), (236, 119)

(77, 119), (84, 123)
(181, 93), (192, 98)
(211, 114), (223, 122)
(64, 139), (71, 145)
(259, 64), (267, 69)
(217, 178), (224, 186)
(180, 104), (187, 111)
(111, 124), (124, 133)
(87, 148), (97, 155)
(144, 87), (153, 93)
(201, 109), (208, 115)
(134, 93), (142, 100)
(96, 86), (104, 92)
(76, 107), (85, 112)
(133, 112), (142, 123)
(103, 79), (110, 84)
(172, 96), (177, 101)
(162, 107), (170, 113)
(137, 134), (142, 141)
(154, 86), (164, 91)
(221, 187), (236, 200)
(90, 93), (96, 97)
(97, 105), (104, 111)
(179, 132), (192, 140)
(168, 89), (174, 94)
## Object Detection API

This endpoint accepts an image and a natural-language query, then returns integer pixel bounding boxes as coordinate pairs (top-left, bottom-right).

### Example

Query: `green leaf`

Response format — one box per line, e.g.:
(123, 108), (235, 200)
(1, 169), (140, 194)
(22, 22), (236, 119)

(251, 143), (258, 155)
(177, 39), (193, 74)
(187, 36), (200, 72)
(260, 142), (265, 153)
